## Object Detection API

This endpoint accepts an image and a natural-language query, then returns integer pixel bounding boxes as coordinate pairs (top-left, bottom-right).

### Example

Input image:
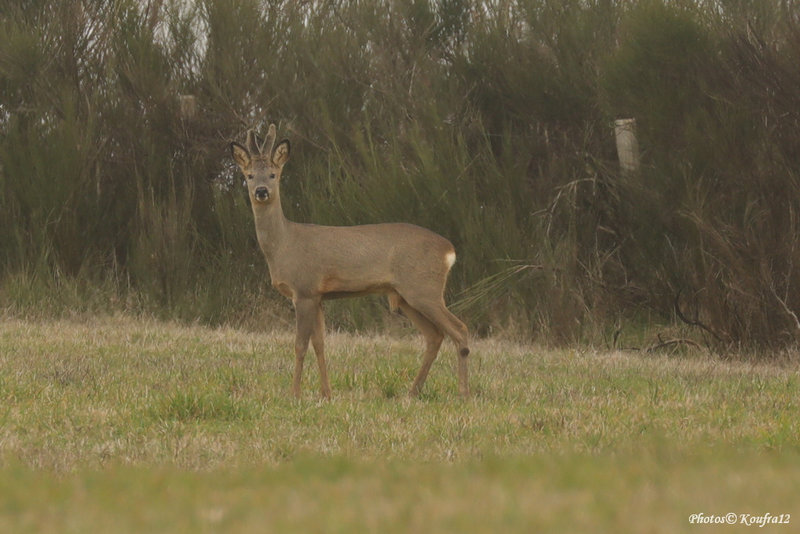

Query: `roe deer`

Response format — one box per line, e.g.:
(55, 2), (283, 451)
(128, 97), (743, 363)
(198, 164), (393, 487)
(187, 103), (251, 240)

(230, 124), (470, 398)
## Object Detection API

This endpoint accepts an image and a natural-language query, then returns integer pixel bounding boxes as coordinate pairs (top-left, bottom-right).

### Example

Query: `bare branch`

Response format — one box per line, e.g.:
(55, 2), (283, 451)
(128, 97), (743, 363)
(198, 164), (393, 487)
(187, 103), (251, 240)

(674, 288), (724, 343)
(768, 285), (800, 339)
(646, 338), (702, 353)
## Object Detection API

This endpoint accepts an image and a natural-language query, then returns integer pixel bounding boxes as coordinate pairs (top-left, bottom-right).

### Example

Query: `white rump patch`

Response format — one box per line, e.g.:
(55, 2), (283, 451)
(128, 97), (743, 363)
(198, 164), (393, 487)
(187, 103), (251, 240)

(445, 251), (456, 270)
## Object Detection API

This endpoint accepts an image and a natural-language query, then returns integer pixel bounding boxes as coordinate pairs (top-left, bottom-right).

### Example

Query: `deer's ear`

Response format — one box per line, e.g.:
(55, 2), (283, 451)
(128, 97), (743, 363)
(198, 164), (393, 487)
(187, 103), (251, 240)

(272, 139), (290, 167)
(230, 142), (251, 168)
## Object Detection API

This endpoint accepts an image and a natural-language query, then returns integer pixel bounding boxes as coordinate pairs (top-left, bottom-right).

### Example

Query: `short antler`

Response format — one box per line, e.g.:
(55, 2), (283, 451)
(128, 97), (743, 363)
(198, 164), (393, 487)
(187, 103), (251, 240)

(260, 123), (277, 157)
(246, 129), (261, 155)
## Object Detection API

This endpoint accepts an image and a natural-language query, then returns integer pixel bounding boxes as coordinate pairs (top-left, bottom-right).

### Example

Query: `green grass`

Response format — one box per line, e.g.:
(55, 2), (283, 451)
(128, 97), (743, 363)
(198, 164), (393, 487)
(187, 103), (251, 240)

(0, 316), (798, 532)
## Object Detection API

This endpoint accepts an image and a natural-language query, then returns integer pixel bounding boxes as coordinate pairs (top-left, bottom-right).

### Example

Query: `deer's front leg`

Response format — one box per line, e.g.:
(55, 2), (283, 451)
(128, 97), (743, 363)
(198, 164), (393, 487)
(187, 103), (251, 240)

(310, 302), (331, 399)
(293, 297), (330, 399)
(292, 297), (316, 398)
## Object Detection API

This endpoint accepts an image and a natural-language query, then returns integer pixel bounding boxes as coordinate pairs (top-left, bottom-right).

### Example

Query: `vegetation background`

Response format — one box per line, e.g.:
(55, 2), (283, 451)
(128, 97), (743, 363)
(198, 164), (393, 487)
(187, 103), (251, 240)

(2, 0), (800, 349)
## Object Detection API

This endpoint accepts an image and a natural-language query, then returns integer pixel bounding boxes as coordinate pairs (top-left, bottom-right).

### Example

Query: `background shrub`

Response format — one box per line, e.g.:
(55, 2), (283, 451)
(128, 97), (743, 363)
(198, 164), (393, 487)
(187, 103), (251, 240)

(2, 0), (800, 349)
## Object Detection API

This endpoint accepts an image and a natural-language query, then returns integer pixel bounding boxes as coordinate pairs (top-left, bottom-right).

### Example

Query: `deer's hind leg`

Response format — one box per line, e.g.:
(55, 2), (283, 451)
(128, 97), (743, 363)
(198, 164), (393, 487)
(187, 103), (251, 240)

(392, 294), (444, 397)
(398, 293), (470, 397)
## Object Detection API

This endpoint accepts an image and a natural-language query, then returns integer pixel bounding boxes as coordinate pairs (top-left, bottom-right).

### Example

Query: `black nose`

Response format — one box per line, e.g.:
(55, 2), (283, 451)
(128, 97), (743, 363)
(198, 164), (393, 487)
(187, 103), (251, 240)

(254, 187), (269, 201)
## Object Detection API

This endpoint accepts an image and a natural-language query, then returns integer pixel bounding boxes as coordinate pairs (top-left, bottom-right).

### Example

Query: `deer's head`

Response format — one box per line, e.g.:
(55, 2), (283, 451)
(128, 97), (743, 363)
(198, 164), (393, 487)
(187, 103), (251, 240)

(230, 124), (290, 206)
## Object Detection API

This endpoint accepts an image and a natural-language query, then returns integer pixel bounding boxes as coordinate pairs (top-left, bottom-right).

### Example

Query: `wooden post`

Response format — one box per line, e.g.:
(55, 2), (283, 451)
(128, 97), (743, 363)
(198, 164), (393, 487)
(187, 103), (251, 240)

(614, 118), (640, 173)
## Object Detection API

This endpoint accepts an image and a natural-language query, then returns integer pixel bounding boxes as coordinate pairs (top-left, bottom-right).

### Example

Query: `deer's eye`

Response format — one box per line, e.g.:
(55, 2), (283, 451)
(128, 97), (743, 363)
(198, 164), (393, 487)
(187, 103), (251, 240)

(269, 173), (276, 180)
(247, 174), (254, 180)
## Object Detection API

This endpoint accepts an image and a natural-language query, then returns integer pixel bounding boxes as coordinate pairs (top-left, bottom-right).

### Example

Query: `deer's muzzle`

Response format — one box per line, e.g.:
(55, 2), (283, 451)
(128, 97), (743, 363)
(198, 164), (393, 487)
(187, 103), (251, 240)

(254, 186), (270, 202)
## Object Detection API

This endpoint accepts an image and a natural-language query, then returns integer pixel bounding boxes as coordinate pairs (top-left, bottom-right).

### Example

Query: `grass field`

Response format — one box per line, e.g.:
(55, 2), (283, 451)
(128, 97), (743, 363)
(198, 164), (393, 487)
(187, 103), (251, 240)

(0, 316), (798, 533)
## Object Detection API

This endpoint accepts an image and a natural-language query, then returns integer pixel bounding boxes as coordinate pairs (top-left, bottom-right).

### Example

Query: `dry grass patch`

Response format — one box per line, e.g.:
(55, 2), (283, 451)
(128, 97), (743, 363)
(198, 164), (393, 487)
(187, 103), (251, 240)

(0, 316), (798, 532)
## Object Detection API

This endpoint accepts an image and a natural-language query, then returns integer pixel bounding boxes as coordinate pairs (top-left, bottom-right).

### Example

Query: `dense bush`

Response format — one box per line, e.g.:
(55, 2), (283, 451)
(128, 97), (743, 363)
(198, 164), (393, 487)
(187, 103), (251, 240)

(2, 0), (800, 349)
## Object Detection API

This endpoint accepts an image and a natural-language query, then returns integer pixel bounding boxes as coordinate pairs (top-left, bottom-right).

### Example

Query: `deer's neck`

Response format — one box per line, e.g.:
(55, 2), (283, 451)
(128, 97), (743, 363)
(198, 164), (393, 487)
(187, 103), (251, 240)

(252, 198), (289, 264)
